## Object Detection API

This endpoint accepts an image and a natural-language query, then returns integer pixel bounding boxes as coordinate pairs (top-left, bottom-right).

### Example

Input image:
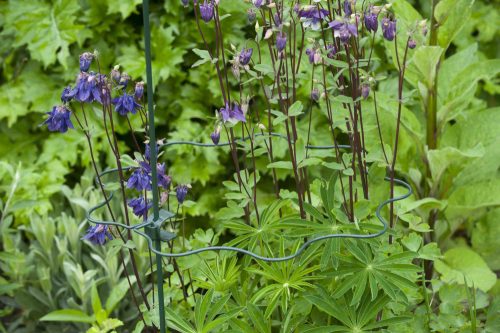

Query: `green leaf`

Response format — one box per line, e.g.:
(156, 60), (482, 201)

(434, 0), (475, 49)
(192, 48), (212, 68)
(435, 247), (497, 292)
(405, 46), (444, 90)
(4, 0), (88, 68)
(40, 309), (95, 324)
(105, 277), (136, 314)
(106, 0), (141, 19)
(288, 101), (303, 117)
(267, 161), (293, 170)
(91, 285), (103, 319)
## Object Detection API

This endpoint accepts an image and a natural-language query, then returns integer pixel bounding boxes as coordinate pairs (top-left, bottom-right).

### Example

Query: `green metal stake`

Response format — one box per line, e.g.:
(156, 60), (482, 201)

(142, 0), (166, 332)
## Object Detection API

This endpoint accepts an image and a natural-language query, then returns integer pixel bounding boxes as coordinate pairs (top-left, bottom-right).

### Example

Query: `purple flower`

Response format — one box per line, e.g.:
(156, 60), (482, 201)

(329, 20), (358, 43)
(253, 0), (265, 8)
(111, 67), (121, 83)
(210, 126), (221, 145)
(298, 6), (329, 30)
(199, 0), (214, 23)
(73, 72), (104, 104)
(176, 185), (189, 204)
(127, 161), (152, 191)
(119, 73), (131, 88)
(364, 9), (378, 32)
(79, 52), (93, 72)
(112, 92), (141, 116)
(408, 39), (417, 49)
(276, 33), (287, 52)
(305, 48), (321, 64)
(82, 224), (112, 245)
(274, 12), (282, 26)
(239, 48), (253, 66)
(61, 86), (75, 103)
(181, 0), (189, 7)
(42, 105), (74, 133)
(326, 43), (337, 58)
(247, 8), (257, 23)
(361, 84), (370, 99)
(145, 142), (159, 161)
(220, 102), (246, 124)
(135, 81), (144, 100)
(128, 197), (152, 219)
(311, 88), (320, 102)
(157, 163), (171, 189)
(382, 17), (396, 41)
(343, 0), (352, 17)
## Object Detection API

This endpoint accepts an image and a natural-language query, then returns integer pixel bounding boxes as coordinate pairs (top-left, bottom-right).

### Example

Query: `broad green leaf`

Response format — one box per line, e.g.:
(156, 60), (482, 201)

(435, 0), (475, 49)
(435, 247), (497, 292)
(405, 46), (444, 90)
(105, 277), (136, 314)
(106, 0), (141, 19)
(40, 309), (94, 323)
(267, 161), (293, 170)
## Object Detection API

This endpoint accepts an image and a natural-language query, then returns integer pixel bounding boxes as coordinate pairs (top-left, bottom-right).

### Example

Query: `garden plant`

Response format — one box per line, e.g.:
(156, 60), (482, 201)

(0, 0), (499, 333)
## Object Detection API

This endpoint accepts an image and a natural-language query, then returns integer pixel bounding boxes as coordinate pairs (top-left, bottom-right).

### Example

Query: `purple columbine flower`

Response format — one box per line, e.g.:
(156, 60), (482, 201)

(111, 67), (121, 83)
(343, 0), (352, 17)
(408, 39), (417, 49)
(329, 20), (358, 43)
(220, 102), (246, 124)
(157, 163), (172, 189)
(199, 0), (214, 23)
(364, 9), (378, 32)
(181, 0), (189, 7)
(79, 52), (93, 72)
(119, 73), (131, 88)
(176, 185), (189, 204)
(239, 48), (253, 66)
(82, 224), (112, 245)
(253, 0), (265, 8)
(112, 92), (141, 116)
(382, 17), (396, 41)
(274, 12), (282, 26)
(210, 126), (221, 145)
(326, 43), (337, 58)
(276, 33), (287, 52)
(73, 72), (104, 104)
(145, 142), (159, 161)
(42, 105), (74, 133)
(361, 84), (370, 99)
(135, 82), (144, 100)
(298, 6), (329, 30)
(61, 86), (75, 103)
(305, 48), (321, 64)
(127, 161), (152, 191)
(128, 197), (152, 219)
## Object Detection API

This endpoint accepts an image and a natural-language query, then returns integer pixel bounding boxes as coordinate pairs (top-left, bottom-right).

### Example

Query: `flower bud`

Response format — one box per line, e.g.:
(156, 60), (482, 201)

(381, 17), (396, 41)
(210, 126), (221, 145)
(135, 81), (144, 99)
(181, 0), (189, 7)
(176, 184), (190, 204)
(247, 8), (256, 23)
(119, 73), (131, 87)
(364, 8), (378, 32)
(276, 33), (287, 52)
(361, 84), (370, 99)
(79, 52), (93, 72)
(311, 88), (320, 102)
(253, 0), (265, 8)
(408, 39), (417, 49)
(199, 0), (214, 23)
(111, 66), (121, 83)
(239, 48), (253, 66)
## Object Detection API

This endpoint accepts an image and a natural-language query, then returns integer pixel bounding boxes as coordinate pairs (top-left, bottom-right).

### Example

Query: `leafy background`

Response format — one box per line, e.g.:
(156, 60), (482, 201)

(0, 0), (499, 332)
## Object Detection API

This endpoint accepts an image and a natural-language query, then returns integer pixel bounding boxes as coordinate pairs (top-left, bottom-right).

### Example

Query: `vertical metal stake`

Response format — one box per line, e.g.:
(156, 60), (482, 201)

(142, 0), (166, 332)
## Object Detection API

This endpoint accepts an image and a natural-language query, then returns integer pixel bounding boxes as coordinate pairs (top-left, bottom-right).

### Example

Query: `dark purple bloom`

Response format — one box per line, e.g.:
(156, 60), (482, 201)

(61, 86), (75, 103)
(253, 0), (265, 8)
(82, 224), (112, 245)
(364, 9), (378, 32)
(239, 48), (253, 66)
(101, 86), (112, 106)
(73, 72), (104, 104)
(135, 82), (144, 100)
(343, 0), (352, 17)
(382, 17), (396, 41)
(42, 105), (74, 133)
(176, 185), (189, 204)
(127, 161), (152, 191)
(210, 127), (221, 145)
(408, 39), (417, 49)
(220, 102), (246, 124)
(157, 163), (171, 189)
(128, 197), (152, 219)
(276, 33), (287, 52)
(79, 52), (93, 72)
(274, 12), (281, 26)
(199, 0), (214, 23)
(329, 20), (358, 43)
(112, 92), (141, 116)
(145, 142), (159, 161)
(361, 84), (370, 99)
(298, 6), (329, 30)
(326, 43), (337, 58)
(181, 0), (189, 7)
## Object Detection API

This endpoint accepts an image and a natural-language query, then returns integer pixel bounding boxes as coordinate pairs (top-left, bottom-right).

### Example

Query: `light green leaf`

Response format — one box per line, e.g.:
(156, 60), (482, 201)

(106, 0), (142, 19)
(267, 161), (293, 170)
(40, 309), (95, 323)
(405, 46), (444, 90)
(435, 0), (475, 49)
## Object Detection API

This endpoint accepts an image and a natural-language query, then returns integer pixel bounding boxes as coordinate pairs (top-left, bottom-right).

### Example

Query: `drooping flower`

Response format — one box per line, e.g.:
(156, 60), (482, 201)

(329, 20), (358, 43)
(253, 0), (265, 8)
(305, 48), (321, 64)
(145, 142), (159, 161)
(79, 52), (94, 72)
(210, 125), (221, 145)
(361, 84), (370, 99)
(311, 88), (320, 102)
(111, 66), (121, 83)
(326, 43), (337, 58)
(343, 0), (352, 17)
(239, 48), (253, 66)
(127, 161), (152, 191)
(135, 81), (144, 100)
(364, 8), (378, 32)
(82, 224), (113, 245)
(181, 0), (189, 7)
(157, 163), (172, 189)
(381, 17), (396, 41)
(274, 12), (282, 26)
(298, 6), (329, 30)
(199, 0), (214, 22)
(276, 33), (287, 52)
(176, 185), (189, 204)
(112, 92), (141, 116)
(61, 86), (75, 103)
(408, 39), (417, 49)
(220, 102), (246, 124)
(119, 73), (131, 88)
(73, 72), (104, 104)
(128, 197), (152, 219)
(42, 105), (74, 133)
(247, 8), (257, 23)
